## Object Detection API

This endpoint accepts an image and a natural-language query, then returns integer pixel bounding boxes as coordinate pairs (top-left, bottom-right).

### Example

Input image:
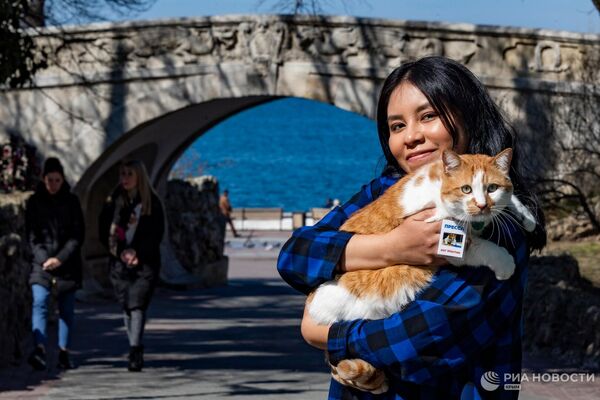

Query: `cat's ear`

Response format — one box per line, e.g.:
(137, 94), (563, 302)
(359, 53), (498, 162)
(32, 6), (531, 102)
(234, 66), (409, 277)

(494, 148), (513, 175)
(442, 149), (461, 173)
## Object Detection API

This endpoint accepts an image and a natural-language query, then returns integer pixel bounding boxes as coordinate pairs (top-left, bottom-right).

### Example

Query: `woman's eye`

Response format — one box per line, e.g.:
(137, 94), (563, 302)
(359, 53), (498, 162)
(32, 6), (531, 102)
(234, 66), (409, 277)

(390, 123), (405, 133)
(487, 184), (499, 193)
(461, 185), (472, 194)
(422, 113), (437, 121)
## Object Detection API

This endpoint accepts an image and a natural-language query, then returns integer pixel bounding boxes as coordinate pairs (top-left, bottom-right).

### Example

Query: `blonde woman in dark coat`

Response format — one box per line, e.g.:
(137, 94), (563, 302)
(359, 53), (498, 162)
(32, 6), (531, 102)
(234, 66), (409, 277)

(99, 160), (164, 372)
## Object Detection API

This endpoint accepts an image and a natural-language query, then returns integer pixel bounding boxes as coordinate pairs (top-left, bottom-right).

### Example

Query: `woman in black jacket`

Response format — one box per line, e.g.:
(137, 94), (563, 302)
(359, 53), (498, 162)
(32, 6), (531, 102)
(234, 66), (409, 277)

(98, 159), (164, 372)
(25, 157), (84, 370)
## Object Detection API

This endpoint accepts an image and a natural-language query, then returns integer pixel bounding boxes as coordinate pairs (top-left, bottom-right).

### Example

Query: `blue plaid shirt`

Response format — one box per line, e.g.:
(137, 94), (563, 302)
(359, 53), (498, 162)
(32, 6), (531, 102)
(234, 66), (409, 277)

(277, 175), (529, 400)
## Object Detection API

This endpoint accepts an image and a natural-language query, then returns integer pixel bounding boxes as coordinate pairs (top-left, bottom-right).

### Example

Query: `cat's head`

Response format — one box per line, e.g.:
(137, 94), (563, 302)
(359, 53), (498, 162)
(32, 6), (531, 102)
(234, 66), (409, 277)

(440, 148), (513, 224)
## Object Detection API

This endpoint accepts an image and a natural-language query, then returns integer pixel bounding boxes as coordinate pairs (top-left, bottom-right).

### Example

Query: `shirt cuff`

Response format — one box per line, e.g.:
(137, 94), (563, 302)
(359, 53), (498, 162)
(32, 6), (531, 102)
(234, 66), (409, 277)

(318, 230), (354, 280)
(327, 320), (355, 366)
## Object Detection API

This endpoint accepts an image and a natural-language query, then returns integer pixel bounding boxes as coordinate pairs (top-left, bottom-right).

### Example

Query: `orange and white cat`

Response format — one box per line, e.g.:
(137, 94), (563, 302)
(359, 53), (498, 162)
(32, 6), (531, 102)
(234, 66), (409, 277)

(309, 148), (536, 393)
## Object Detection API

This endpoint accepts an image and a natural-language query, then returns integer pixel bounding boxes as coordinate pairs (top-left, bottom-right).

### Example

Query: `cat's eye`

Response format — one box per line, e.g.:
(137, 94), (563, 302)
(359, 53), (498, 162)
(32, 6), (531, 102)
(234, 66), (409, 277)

(461, 185), (472, 194)
(487, 184), (499, 193)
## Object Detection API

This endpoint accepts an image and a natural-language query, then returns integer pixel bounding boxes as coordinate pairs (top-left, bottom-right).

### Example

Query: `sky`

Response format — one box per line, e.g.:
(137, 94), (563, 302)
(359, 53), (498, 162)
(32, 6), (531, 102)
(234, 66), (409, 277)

(115, 0), (600, 34)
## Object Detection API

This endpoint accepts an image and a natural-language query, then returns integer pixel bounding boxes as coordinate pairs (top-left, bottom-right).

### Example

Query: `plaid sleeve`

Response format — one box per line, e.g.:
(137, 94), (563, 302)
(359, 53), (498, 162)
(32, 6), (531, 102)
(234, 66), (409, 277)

(327, 221), (529, 385)
(277, 176), (397, 295)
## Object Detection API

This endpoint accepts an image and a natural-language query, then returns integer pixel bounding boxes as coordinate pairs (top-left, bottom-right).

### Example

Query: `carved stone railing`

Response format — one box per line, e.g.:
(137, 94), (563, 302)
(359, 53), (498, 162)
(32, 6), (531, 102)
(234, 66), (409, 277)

(24, 15), (599, 91)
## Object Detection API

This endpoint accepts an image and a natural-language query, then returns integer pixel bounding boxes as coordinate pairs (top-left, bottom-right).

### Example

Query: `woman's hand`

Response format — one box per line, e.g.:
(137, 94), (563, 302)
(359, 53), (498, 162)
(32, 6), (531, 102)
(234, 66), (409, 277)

(341, 208), (447, 272)
(383, 208), (447, 267)
(42, 257), (62, 270)
(301, 297), (331, 350)
(120, 249), (138, 267)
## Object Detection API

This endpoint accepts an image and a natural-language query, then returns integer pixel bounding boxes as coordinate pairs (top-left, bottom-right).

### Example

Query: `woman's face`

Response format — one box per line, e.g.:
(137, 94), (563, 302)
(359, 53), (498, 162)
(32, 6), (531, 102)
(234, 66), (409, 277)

(120, 167), (138, 191)
(387, 81), (467, 173)
(44, 172), (64, 195)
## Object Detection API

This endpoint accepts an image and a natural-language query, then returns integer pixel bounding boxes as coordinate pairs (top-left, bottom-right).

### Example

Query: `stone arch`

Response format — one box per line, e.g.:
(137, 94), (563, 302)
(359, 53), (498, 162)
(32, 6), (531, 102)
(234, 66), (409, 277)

(75, 95), (282, 296)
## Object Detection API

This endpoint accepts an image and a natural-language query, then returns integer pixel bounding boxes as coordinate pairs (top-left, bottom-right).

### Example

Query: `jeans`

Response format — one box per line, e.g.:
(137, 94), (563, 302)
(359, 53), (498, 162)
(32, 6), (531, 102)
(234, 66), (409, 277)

(31, 284), (75, 350)
(123, 309), (146, 347)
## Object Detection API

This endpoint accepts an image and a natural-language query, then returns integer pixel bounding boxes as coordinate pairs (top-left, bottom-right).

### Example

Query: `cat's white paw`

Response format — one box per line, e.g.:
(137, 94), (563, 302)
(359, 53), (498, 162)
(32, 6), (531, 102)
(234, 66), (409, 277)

(522, 216), (536, 232)
(424, 212), (446, 223)
(490, 248), (515, 280)
(494, 263), (515, 280)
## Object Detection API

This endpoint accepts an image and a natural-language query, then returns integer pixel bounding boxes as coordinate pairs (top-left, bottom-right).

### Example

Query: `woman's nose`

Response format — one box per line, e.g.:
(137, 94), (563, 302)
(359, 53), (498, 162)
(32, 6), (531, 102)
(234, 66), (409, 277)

(405, 125), (425, 147)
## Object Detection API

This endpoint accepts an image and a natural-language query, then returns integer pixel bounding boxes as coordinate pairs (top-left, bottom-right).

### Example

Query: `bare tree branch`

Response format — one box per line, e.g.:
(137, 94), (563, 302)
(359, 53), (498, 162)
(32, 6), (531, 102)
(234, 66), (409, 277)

(256, 0), (365, 15)
(537, 178), (600, 232)
(1, 0), (155, 87)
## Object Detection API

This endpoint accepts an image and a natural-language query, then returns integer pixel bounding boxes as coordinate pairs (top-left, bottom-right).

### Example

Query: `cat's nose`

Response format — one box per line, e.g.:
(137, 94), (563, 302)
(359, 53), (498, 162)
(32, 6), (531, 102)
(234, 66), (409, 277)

(476, 203), (488, 210)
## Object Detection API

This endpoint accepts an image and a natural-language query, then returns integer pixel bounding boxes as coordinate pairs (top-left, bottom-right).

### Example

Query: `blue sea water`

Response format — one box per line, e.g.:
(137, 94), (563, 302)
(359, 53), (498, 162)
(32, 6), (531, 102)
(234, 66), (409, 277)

(173, 98), (383, 211)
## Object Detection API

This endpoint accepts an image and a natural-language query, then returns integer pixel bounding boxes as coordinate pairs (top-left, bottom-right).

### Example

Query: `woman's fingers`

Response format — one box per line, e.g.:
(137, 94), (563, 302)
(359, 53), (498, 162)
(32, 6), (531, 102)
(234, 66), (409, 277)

(385, 208), (446, 266)
(42, 257), (61, 270)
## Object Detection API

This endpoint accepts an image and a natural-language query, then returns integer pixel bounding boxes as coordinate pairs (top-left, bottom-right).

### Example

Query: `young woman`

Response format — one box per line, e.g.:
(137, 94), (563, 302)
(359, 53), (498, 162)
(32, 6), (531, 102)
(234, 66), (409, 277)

(278, 56), (546, 399)
(99, 160), (164, 372)
(26, 157), (84, 370)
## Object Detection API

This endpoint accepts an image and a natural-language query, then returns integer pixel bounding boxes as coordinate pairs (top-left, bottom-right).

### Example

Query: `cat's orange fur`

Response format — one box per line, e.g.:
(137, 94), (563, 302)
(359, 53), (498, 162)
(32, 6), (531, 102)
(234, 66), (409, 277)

(318, 150), (515, 394)
(335, 152), (511, 300)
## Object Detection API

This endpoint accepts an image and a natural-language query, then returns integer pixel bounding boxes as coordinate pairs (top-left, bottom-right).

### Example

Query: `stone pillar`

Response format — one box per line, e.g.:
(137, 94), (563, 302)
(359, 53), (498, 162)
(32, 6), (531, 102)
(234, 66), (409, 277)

(0, 192), (33, 367)
(164, 176), (228, 288)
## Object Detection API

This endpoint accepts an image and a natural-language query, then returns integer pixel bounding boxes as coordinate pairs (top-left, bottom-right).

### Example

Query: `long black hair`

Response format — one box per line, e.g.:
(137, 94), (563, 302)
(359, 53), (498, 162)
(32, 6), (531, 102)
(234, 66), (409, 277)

(376, 56), (546, 251)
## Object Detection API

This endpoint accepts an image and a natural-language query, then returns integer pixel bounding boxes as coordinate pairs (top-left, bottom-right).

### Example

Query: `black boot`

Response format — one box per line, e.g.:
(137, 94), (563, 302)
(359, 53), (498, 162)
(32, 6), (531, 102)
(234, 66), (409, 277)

(57, 349), (74, 369)
(28, 346), (46, 371)
(128, 345), (144, 372)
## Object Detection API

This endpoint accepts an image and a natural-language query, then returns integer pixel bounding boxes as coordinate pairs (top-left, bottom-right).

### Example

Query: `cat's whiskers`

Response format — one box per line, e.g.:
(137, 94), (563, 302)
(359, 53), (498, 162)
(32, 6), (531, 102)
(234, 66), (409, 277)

(504, 215), (519, 248)
(494, 210), (523, 249)
(491, 210), (512, 248)
(462, 215), (470, 227)
(457, 215), (470, 232)
(489, 212), (501, 246)
(493, 210), (507, 246)
(493, 207), (528, 231)
(495, 212), (513, 247)
(494, 217), (501, 246)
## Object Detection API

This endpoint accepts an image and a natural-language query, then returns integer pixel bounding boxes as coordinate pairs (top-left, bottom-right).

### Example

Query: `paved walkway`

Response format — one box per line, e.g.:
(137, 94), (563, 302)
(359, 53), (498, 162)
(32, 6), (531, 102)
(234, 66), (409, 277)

(0, 230), (598, 399)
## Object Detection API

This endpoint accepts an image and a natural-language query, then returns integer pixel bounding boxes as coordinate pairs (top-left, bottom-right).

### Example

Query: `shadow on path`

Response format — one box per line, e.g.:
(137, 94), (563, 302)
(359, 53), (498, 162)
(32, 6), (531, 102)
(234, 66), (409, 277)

(0, 278), (329, 399)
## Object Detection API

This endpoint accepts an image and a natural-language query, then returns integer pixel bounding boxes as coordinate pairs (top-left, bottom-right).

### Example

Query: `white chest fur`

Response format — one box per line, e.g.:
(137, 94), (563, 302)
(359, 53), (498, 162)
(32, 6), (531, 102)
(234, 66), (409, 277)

(399, 168), (444, 217)
(309, 276), (432, 325)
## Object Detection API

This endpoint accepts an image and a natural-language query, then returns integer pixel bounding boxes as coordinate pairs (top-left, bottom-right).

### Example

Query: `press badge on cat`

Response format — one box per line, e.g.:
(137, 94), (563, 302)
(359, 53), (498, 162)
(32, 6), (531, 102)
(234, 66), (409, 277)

(437, 219), (467, 258)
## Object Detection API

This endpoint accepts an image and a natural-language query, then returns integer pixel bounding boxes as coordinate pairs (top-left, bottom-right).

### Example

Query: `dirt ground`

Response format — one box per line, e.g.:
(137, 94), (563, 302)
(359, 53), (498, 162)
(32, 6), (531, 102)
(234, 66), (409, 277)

(542, 237), (600, 287)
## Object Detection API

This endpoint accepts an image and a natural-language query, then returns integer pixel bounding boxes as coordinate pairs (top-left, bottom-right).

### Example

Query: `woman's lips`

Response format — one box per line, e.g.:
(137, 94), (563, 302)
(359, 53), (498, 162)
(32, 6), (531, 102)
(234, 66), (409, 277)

(407, 150), (436, 163)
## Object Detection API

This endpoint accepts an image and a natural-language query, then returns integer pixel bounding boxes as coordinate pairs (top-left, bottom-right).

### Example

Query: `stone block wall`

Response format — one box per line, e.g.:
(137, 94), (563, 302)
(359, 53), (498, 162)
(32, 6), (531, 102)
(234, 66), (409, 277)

(165, 176), (227, 287)
(0, 192), (32, 367)
(524, 255), (600, 370)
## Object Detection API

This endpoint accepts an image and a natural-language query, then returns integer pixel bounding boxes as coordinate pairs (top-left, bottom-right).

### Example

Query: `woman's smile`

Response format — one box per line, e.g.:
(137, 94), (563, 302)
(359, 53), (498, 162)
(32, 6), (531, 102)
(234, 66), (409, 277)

(406, 148), (438, 166)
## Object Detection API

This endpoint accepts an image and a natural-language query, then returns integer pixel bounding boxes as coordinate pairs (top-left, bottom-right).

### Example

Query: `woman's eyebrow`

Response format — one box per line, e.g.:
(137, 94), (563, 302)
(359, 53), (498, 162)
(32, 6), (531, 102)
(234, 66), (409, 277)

(387, 102), (432, 122)
(415, 102), (432, 113)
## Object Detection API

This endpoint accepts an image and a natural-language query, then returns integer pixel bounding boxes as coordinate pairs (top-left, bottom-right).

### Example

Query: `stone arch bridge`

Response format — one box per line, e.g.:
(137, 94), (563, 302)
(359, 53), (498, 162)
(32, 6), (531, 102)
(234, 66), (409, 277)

(1, 15), (598, 293)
